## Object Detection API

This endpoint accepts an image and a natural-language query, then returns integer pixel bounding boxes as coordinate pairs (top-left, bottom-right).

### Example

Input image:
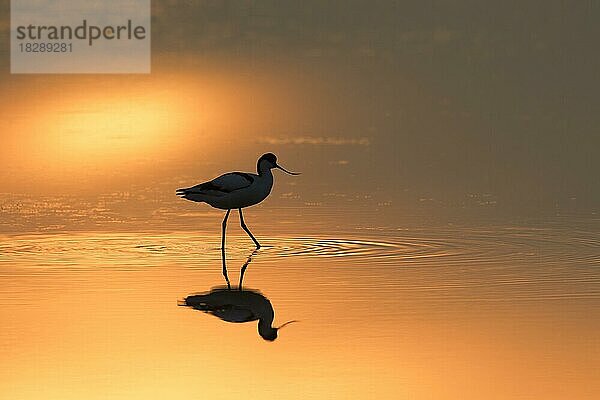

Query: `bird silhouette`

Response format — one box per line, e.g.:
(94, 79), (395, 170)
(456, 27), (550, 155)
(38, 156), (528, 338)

(176, 153), (300, 279)
(179, 251), (297, 341)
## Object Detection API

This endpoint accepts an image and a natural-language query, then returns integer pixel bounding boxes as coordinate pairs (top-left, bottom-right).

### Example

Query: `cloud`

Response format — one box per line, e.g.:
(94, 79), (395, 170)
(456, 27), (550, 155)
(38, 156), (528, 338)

(256, 136), (370, 146)
(329, 160), (350, 165)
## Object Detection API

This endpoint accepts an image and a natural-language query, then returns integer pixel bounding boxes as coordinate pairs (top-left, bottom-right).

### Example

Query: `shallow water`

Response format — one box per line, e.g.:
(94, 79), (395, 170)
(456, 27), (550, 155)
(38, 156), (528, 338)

(1, 217), (599, 399)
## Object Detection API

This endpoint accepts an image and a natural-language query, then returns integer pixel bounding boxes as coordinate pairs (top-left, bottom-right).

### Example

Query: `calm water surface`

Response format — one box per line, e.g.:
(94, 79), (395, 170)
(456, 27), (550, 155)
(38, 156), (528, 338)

(1, 214), (598, 399)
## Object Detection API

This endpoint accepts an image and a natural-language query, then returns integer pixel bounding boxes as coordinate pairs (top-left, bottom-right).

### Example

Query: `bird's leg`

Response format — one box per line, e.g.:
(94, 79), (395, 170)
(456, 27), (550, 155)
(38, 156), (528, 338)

(238, 248), (259, 290)
(239, 208), (261, 249)
(221, 209), (231, 289)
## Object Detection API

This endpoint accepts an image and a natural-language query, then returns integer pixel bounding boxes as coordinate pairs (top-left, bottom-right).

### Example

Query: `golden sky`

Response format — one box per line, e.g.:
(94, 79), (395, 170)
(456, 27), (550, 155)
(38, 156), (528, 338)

(0, 1), (598, 213)
(0, 4), (598, 399)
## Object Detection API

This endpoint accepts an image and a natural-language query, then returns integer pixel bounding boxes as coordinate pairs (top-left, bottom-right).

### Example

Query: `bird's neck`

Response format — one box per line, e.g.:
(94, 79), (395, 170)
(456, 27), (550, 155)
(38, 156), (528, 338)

(258, 166), (273, 178)
(258, 317), (274, 328)
(258, 317), (275, 333)
(257, 304), (275, 326)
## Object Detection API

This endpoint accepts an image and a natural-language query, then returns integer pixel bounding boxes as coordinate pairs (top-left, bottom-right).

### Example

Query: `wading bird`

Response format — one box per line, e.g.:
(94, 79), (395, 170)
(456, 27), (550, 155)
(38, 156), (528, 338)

(181, 288), (297, 341)
(179, 251), (297, 341)
(176, 153), (299, 254)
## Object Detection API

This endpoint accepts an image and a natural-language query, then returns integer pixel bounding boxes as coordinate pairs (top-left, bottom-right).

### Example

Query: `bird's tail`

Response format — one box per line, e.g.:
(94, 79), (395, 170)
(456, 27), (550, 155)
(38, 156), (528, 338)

(176, 187), (205, 203)
(180, 294), (212, 311)
(175, 187), (188, 197)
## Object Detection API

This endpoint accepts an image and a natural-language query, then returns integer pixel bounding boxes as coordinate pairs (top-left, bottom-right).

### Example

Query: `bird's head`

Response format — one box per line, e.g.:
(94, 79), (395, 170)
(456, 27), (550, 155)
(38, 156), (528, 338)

(259, 327), (278, 341)
(257, 153), (300, 176)
(258, 320), (299, 341)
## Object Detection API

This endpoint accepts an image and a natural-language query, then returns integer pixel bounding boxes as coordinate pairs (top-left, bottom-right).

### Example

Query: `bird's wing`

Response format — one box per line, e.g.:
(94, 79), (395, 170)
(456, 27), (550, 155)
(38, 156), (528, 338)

(208, 172), (255, 192)
(176, 172), (255, 198)
(182, 291), (260, 322)
(188, 302), (257, 322)
(210, 306), (258, 323)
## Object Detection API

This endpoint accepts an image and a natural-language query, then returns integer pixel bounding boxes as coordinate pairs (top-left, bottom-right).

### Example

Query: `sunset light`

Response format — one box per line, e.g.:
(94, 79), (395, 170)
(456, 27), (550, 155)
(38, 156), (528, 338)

(42, 96), (183, 162)
(1, 2), (598, 400)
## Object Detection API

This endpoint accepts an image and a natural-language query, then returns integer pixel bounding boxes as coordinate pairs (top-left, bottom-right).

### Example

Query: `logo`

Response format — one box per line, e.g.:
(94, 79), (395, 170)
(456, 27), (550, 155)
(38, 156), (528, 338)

(11, 0), (151, 74)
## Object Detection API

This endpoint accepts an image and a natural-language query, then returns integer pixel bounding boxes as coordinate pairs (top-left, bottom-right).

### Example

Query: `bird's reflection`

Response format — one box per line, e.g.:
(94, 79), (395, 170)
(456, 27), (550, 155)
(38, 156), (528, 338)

(179, 250), (297, 341)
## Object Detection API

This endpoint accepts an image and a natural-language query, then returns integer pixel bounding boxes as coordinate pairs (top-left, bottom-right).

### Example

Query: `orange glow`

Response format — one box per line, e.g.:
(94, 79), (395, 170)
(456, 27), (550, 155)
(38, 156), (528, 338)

(37, 91), (195, 166)
(1, 233), (598, 400)
(0, 69), (306, 189)
(46, 99), (176, 159)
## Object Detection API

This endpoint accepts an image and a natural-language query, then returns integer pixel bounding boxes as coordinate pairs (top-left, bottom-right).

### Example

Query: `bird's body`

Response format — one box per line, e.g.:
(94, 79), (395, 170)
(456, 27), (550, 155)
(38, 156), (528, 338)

(176, 169), (274, 210)
(181, 286), (296, 341)
(182, 287), (274, 324)
(176, 153), (299, 250)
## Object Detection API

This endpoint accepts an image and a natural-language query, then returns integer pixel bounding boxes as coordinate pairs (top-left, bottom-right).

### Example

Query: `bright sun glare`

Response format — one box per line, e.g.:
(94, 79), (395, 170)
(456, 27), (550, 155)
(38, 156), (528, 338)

(41, 93), (190, 167)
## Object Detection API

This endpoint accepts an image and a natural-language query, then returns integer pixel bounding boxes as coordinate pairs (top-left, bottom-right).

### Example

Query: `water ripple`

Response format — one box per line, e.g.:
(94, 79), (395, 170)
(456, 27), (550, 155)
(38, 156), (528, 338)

(0, 225), (597, 270)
